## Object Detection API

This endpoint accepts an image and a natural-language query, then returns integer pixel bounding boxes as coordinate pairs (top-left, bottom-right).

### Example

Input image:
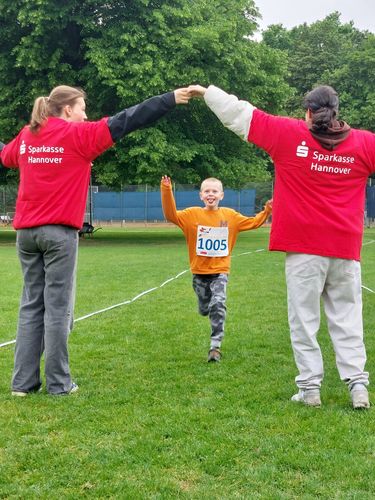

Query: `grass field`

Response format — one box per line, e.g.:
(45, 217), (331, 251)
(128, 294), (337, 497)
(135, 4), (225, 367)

(0, 226), (375, 499)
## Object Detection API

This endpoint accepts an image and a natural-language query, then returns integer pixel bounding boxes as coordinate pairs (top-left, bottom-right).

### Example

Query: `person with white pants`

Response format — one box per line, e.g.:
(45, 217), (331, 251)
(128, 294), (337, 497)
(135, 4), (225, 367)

(187, 83), (375, 408)
(286, 253), (368, 407)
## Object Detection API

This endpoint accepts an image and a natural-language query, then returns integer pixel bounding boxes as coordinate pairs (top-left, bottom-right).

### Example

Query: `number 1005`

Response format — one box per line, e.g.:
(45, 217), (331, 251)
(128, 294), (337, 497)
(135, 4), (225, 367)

(197, 238), (227, 251)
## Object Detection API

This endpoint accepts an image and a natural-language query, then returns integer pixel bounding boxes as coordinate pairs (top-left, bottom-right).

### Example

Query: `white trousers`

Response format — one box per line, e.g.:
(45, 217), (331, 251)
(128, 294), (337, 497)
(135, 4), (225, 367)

(285, 253), (369, 390)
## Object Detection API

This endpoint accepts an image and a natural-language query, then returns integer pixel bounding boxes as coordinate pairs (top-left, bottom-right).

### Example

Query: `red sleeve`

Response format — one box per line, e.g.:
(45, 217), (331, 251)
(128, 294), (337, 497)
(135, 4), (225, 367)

(0, 132), (24, 168)
(248, 110), (299, 159)
(361, 130), (375, 174)
(72, 118), (114, 161)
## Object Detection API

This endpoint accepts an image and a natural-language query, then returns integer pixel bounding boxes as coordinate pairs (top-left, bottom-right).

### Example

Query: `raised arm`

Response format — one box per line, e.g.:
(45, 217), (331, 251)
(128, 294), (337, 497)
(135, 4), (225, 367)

(160, 175), (184, 228)
(108, 88), (191, 141)
(188, 84), (256, 141)
(236, 199), (272, 232)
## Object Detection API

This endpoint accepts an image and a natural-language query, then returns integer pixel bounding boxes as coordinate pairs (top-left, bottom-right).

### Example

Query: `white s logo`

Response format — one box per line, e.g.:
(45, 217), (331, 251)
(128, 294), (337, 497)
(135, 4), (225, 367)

(296, 141), (309, 158)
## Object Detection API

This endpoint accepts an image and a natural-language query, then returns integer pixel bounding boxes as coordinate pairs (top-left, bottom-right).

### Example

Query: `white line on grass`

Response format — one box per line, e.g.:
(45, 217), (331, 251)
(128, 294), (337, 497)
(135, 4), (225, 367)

(0, 269), (189, 348)
(0, 250), (264, 348)
(74, 269), (189, 322)
(1, 245), (373, 348)
(0, 340), (17, 348)
(236, 248), (265, 257)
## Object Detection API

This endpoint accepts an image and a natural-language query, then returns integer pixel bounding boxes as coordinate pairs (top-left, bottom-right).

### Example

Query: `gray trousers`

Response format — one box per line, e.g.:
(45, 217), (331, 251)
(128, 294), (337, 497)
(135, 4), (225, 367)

(12, 225), (78, 394)
(286, 253), (369, 391)
(192, 273), (228, 349)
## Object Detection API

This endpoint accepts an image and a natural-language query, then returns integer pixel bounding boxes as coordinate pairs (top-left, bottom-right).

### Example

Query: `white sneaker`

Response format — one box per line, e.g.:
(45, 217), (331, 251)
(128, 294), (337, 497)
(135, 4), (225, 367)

(69, 382), (79, 394)
(291, 389), (321, 407)
(351, 384), (370, 409)
(51, 382), (79, 396)
(11, 391), (28, 397)
(11, 386), (42, 397)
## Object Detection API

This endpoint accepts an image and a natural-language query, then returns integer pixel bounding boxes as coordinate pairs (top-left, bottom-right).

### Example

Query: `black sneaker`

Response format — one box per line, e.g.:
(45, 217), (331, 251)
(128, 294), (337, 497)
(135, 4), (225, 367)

(207, 348), (221, 362)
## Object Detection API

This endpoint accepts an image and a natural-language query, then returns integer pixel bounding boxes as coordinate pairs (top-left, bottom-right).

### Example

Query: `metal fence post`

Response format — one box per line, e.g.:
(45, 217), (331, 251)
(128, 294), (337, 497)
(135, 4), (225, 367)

(145, 184), (148, 223)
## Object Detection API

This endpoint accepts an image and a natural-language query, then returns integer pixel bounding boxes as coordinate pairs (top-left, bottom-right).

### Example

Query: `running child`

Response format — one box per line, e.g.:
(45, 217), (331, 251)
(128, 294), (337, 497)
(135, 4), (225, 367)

(161, 175), (272, 362)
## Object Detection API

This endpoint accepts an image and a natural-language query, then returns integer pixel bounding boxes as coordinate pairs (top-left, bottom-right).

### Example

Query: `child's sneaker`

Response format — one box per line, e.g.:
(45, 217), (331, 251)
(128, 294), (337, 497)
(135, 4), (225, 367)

(207, 348), (221, 362)
(291, 389), (321, 407)
(350, 384), (370, 409)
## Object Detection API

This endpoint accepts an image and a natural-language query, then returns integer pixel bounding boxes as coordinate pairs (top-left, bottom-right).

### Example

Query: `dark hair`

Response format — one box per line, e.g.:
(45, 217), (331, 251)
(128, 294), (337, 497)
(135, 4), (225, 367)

(303, 85), (339, 132)
(30, 85), (86, 133)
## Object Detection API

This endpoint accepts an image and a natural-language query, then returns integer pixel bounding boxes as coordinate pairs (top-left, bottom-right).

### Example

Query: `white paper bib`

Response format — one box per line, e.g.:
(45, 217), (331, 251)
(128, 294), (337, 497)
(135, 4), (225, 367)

(196, 225), (229, 257)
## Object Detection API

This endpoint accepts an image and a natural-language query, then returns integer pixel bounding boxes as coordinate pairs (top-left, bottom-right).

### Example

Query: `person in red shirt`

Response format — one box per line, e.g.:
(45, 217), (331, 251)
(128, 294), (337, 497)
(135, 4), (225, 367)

(161, 175), (272, 361)
(0, 84), (191, 396)
(188, 83), (375, 409)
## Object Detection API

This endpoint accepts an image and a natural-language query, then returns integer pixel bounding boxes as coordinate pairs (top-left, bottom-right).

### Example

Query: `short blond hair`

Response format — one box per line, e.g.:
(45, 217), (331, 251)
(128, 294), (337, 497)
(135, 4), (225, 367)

(200, 177), (223, 192)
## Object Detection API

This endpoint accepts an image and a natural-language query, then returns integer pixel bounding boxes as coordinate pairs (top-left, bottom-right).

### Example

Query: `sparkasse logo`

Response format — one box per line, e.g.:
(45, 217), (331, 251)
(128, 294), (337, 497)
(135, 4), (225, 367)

(296, 141), (309, 158)
(20, 140), (26, 155)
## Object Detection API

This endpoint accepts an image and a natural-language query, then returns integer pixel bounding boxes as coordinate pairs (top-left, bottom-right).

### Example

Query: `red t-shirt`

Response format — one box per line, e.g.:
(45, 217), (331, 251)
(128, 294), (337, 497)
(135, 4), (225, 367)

(249, 110), (375, 260)
(1, 117), (114, 229)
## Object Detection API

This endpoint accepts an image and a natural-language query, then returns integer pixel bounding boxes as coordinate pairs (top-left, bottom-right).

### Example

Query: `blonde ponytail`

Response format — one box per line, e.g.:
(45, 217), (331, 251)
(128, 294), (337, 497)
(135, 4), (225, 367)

(29, 86), (86, 134)
(29, 97), (49, 133)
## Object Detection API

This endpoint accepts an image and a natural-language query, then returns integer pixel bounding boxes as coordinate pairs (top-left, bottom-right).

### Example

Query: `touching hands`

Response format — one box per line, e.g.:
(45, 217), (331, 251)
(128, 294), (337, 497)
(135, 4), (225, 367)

(187, 85), (207, 97)
(174, 85), (208, 104)
(174, 88), (191, 105)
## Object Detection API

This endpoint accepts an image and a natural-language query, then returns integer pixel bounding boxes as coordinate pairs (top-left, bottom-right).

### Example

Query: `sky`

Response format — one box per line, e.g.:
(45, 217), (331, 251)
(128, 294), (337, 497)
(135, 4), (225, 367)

(253, 0), (375, 34)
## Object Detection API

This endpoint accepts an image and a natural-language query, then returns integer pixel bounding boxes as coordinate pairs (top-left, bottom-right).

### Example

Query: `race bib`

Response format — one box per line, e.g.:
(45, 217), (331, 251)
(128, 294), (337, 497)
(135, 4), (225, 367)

(196, 225), (229, 257)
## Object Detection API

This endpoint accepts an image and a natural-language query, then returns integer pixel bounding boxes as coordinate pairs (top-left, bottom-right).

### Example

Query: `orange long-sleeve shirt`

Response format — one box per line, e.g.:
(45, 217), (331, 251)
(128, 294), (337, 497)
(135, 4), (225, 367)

(161, 183), (271, 274)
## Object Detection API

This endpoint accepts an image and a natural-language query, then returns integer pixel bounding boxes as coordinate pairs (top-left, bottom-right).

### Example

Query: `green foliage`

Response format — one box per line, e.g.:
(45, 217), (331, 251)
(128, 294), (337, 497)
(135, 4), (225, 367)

(82, 0), (289, 186)
(287, 13), (365, 95)
(1, 5), (373, 187)
(0, 0), (290, 188)
(329, 34), (375, 130)
(262, 12), (375, 130)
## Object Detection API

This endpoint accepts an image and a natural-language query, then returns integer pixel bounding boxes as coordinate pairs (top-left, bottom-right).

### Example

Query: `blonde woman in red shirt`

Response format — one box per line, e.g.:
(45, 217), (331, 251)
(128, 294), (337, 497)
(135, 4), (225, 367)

(0, 84), (190, 396)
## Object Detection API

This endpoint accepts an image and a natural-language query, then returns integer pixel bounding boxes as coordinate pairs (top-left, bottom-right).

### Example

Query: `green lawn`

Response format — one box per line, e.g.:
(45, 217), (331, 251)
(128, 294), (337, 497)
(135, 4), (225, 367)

(0, 226), (375, 499)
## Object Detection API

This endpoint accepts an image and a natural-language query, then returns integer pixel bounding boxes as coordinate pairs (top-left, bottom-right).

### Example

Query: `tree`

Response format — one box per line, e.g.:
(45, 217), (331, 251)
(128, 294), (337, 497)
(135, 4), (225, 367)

(0, 0), (291, 188)
(329, 34), (375, 130)
(262, 12), (375, 130)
